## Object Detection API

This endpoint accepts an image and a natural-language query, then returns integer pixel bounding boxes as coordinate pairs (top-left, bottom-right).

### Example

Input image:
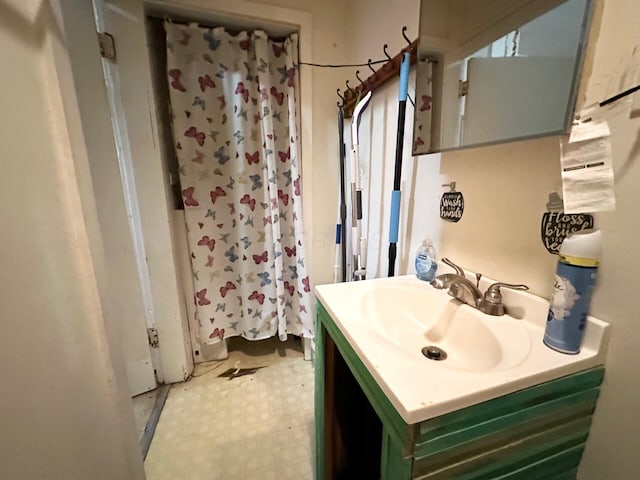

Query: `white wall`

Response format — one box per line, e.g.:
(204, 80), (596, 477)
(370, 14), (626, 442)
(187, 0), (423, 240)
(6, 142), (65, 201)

(0, 1), (144, 478)
(346, 0), (421, 65)
(438, 136), (562, 294)
(346, 0), (640, 477)
(573, 1), (640, 477)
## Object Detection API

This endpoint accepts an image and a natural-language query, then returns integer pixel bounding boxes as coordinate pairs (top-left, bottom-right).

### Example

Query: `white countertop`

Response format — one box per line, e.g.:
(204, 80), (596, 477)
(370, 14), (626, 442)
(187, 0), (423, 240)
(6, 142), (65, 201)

(315, 275), (610, 424)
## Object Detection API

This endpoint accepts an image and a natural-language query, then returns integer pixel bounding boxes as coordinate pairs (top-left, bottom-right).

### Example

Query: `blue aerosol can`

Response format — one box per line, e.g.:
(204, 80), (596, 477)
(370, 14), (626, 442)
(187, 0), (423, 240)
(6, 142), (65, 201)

(543, 230), (601, 354)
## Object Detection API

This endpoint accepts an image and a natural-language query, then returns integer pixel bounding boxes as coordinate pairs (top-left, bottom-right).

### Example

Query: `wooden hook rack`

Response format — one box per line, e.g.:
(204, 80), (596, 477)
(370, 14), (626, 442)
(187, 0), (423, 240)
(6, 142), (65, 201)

(343, 39), (419, 118)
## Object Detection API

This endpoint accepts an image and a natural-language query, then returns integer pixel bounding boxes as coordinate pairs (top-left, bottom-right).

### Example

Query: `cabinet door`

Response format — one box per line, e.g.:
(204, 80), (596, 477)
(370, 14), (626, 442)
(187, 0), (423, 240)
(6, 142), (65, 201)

(463, 56), (573, 145)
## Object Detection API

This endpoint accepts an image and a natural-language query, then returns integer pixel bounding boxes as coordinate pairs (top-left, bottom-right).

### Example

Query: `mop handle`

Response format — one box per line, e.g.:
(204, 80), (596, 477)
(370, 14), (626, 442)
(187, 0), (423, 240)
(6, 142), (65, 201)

(333, 224), (341, 283)
(338, 107), (347, 282)
(389, 53), (411, 245)
(350, 146), (360, 254)
(350, 92), (372, 279)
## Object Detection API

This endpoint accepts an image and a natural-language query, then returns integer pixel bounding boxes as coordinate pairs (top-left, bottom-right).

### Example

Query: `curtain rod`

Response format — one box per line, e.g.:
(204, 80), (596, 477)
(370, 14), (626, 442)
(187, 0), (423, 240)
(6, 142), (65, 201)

(147, 15), (225, 29)
(146, 15), (290, 42)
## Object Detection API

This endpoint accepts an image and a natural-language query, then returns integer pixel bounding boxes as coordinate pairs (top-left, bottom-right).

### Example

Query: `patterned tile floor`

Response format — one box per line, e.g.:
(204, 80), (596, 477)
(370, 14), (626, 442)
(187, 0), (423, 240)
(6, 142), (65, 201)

(144, 336), (315, 480)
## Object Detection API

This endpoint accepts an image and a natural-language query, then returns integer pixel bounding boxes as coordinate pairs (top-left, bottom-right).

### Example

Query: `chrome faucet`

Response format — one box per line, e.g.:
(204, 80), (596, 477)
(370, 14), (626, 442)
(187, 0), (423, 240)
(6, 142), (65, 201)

(448, 276), (483, 307)
(430, 257), (466, 289)
(477, 282), (529, 316)
(431, 258), (528, 316)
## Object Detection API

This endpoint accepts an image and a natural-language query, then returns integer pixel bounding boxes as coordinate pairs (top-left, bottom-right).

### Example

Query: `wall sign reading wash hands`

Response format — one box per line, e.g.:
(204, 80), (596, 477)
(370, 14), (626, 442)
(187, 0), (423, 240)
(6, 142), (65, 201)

(541, 193), (594, 254)
(440, 182), (464, 222)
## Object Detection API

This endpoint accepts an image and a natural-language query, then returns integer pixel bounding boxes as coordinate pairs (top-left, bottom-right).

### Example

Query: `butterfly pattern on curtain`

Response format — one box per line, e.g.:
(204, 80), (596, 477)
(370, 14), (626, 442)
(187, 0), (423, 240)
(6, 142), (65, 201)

(165, 23), (313, 344)
(413, 60), (433, 153)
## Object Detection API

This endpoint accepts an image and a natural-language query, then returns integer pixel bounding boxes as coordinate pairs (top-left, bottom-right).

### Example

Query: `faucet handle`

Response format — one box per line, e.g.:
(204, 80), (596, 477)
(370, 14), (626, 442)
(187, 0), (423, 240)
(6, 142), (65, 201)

(442, 257), (465, 276)
(483, 282), (529, 304)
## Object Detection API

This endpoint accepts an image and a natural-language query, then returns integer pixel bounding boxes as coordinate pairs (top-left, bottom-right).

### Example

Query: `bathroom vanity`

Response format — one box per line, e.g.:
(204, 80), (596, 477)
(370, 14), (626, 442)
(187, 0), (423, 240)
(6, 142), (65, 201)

(314, 276), (609, 479)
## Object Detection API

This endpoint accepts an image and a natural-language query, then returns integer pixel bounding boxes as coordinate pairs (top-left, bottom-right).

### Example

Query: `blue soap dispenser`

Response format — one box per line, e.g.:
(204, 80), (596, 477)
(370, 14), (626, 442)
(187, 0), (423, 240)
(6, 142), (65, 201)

(415, 239), (438, 282)
(543, 229), (601, 354)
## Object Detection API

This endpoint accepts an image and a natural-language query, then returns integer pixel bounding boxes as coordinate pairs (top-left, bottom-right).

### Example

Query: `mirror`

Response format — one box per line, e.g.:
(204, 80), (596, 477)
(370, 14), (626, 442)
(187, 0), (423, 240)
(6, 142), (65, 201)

(413, 0), (593, 154)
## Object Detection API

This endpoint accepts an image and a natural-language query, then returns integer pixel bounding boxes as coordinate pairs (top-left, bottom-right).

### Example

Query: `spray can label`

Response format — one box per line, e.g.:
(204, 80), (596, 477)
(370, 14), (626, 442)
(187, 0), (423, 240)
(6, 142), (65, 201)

(543, 256), (598, 354)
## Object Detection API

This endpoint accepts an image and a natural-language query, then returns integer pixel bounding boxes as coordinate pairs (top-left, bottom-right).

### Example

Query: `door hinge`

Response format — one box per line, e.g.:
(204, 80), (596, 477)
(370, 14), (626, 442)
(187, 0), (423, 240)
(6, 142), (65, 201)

(458, 79), (469, 97)
(97, 32), (116, 62)
(147, 328), (159, 348)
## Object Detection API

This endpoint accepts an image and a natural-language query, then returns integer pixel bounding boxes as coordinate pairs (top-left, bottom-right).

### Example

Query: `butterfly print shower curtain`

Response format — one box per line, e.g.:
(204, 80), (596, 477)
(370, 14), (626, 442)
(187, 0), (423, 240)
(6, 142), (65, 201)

(165, 23), (313, 344)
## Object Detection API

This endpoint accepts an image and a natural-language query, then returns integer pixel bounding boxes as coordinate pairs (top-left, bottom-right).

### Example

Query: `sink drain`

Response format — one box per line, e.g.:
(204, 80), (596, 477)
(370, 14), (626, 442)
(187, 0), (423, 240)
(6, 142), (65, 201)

(422, 346), (447, 361)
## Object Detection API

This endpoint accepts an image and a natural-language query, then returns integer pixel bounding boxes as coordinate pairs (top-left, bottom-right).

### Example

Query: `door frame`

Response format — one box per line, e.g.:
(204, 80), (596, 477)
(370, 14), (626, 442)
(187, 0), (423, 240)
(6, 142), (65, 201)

(89, 0), (198, 384)
(93, 0), (164, 386)
(143, 0), (315, 360)
(86, 0), (315, 378)
(54, 0), (160, 396)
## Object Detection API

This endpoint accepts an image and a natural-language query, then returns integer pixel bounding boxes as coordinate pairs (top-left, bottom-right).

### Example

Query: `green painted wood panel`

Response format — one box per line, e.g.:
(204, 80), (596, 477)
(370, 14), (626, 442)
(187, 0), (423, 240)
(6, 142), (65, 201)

(414, 386), (600, 458)
(315, 297), (604, 480)
(317, 302), (412, 455)
(414, 416), (590, 479)
(494, 445), (583, 480)
(550, 468), (578, 480)
(381, 428), (413, 480)
(411, 366), (603, 478)
(418, 367), (604, 440)
(314, 307), (326, 480)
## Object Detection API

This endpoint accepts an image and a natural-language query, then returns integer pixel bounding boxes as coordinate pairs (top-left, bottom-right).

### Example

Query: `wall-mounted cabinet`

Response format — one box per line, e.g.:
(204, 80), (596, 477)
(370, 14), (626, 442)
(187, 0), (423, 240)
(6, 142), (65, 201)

(413, 0), (593, 154)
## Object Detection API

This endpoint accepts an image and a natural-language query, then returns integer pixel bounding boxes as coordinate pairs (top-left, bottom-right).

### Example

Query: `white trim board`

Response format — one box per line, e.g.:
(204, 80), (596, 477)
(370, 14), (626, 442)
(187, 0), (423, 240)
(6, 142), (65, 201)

(96, 0), (197, 383)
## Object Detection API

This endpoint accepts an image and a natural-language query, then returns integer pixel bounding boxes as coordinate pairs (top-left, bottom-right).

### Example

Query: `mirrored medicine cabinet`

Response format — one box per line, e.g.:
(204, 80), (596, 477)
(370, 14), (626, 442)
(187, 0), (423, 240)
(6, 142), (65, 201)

(413, 0), (593, 154)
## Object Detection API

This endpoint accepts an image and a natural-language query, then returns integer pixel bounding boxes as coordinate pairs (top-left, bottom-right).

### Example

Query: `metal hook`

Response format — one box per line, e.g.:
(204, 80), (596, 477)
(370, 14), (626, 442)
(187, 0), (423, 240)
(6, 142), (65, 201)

(382, 44), (395, 72)
(345, 80), (356, 97)
(402, 26), (412, 46)
(336, 88), (345, 104)
(367, 59), (376, 74)
(355, 70), (366, 87)
(383, 44), (392, 61)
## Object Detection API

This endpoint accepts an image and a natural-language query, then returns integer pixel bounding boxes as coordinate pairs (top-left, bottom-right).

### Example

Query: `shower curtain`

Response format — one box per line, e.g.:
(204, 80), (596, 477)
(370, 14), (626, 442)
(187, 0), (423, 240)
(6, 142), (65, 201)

(413, 59), (433, 153)
(165, 22), (313, 344)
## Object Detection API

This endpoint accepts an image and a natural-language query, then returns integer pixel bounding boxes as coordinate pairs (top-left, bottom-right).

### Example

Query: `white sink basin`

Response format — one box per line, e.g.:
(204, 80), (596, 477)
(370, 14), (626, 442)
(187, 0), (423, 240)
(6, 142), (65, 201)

(360, 284), (531, 372)
(315, 275), (610, 424)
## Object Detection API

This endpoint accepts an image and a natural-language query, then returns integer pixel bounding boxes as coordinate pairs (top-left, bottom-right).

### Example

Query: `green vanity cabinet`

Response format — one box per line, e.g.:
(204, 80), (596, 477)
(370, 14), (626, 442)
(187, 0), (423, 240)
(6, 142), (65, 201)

(314, 301), (604, 480)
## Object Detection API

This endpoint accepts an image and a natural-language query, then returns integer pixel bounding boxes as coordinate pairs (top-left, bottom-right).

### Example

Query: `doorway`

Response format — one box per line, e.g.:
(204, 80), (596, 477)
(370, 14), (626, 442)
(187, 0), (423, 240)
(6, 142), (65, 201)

(90, 0), (316, 473)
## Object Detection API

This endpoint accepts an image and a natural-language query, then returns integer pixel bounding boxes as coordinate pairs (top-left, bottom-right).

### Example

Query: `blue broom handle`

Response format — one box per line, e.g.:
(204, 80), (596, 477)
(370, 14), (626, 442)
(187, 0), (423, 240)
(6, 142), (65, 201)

(389, 191), (402, 243)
